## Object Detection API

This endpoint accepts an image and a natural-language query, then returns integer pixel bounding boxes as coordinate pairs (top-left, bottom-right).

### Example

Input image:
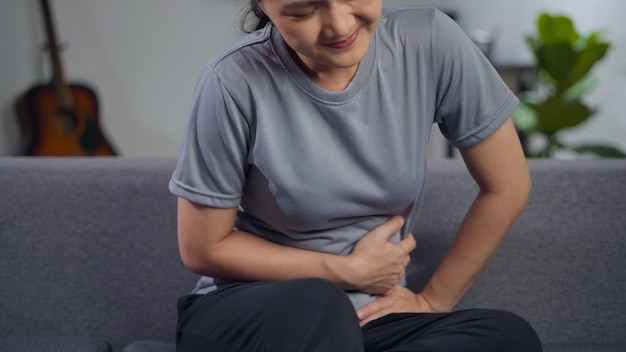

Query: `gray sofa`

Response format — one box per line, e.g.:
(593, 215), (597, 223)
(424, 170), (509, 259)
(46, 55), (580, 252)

(0, 157), (624, 352)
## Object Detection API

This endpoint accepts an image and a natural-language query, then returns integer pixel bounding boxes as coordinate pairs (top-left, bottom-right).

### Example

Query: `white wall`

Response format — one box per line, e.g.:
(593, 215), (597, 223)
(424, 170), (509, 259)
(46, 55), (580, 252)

(1, 0), (624, 156)
(0, 0), (242, 156)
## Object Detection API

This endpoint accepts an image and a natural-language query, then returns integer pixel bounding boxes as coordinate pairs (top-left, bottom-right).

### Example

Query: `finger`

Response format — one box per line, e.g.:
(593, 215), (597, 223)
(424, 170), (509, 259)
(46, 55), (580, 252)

(401, 255), (411, 269)
(359, 305), (394, 327)
(396, 232), (416, 253)
(372, 215), (405, 242)
(357, 299), (390, 324)
(360, 311), (388, 327)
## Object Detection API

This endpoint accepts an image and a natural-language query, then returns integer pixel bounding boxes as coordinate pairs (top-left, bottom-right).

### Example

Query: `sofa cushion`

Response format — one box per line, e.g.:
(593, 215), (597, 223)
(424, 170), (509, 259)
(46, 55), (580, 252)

(122, 340), (174, 352)
(406, 159), (626, 346)
(543, 343), (625, 352)
(0, 335), (110, 352)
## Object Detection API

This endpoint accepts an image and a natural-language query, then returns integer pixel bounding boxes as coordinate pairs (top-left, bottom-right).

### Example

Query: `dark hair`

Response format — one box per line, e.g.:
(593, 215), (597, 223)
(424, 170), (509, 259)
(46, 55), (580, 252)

(238, 0), (271, 33)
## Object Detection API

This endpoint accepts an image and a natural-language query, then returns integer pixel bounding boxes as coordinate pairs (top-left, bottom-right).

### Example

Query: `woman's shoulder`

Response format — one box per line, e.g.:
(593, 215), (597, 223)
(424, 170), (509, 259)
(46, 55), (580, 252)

(377, 7), (468, 57)
(376, 7), (440, 53)
(200, 25), (281, 88)
(379, 7), (455, 33)
(205, 25), (274, 71)
(380, 7), (438, 26)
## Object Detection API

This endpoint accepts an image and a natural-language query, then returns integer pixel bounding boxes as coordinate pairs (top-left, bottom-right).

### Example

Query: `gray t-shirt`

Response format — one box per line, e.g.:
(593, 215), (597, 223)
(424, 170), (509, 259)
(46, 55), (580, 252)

(169, 8), (518, 310)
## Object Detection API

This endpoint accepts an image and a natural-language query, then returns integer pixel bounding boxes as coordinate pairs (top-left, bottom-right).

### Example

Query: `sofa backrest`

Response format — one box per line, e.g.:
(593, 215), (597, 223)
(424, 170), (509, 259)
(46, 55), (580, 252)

(0, 157), (198, 351)
(1, 157), (624, 349)
(408, 159), (626, 345)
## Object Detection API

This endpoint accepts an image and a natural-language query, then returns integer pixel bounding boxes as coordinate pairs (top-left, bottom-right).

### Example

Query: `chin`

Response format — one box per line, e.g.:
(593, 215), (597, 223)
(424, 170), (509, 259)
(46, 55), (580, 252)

(331, 50), (368, 68)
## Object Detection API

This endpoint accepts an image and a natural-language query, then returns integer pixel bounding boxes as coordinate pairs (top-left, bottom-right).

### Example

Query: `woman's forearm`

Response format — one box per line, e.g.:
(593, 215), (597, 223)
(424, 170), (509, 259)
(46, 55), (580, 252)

(177, 199), (414, 294)
(420, 187), (528, 312)
(420, 119), (531, 312)
(191, 227), (352, 285)
(178, 201), (352, 287)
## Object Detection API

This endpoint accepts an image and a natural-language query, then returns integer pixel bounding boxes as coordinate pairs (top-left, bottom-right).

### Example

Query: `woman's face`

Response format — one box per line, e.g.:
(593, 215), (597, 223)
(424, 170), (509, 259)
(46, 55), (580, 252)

(259, 0), (382, 79)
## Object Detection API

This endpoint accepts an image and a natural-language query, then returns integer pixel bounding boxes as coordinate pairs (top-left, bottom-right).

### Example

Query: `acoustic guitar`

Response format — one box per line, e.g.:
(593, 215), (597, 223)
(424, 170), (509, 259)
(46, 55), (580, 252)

(14, 0), (117, 156)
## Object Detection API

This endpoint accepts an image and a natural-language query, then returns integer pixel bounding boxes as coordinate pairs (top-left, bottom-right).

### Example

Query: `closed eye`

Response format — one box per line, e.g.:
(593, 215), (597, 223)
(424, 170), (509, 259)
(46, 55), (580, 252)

(289, 8), (318, 20)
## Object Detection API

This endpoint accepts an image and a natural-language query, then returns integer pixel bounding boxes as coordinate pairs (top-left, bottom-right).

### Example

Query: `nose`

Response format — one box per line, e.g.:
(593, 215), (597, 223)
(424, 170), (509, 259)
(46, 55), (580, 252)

(320, 3), (354, 39)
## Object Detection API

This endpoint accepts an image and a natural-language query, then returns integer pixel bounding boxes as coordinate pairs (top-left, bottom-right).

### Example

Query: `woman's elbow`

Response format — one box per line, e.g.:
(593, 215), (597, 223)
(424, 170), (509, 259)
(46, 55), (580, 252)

(178, 235), (211, 275)
(176, 198), (238, 275)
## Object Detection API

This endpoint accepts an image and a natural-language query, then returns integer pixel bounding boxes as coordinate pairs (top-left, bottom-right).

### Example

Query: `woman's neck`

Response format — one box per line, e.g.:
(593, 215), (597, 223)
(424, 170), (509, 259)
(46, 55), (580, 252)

(287, 46), (359, 92)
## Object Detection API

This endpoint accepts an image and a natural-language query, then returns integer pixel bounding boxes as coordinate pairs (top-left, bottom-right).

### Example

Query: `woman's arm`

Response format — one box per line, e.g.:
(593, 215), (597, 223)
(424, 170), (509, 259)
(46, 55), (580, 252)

(420, 118), (531, 311)
(356, 118), (530, 324)
(177, 199), (416, 294)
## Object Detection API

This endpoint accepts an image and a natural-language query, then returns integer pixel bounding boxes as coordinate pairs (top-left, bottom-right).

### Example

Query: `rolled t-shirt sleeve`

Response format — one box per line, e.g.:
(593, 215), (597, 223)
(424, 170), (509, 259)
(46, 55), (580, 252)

(169, 64), (250, 208)
(432, 10), (518, 149)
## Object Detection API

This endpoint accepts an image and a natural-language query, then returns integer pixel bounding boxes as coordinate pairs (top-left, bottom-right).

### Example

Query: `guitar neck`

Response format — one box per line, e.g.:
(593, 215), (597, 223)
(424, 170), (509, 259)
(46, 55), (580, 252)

(40, 0), (73, 110)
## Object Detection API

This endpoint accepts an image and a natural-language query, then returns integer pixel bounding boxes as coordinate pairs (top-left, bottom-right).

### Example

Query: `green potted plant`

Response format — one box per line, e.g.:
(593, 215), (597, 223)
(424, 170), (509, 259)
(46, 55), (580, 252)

(513, 12), (625, 158)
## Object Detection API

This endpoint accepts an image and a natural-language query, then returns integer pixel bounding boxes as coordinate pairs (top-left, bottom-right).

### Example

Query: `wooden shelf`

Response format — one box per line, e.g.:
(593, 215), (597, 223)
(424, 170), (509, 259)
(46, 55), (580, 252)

(495, 64), (537, 93)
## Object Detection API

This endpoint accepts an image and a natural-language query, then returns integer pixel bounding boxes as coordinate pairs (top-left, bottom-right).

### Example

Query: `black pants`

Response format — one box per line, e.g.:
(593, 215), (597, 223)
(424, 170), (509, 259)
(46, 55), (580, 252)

(176, 278), (542, 352)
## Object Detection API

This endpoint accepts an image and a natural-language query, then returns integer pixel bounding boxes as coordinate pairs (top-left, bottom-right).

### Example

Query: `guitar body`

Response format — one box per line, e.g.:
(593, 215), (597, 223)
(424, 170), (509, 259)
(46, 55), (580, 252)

(15, 83), (117, 156)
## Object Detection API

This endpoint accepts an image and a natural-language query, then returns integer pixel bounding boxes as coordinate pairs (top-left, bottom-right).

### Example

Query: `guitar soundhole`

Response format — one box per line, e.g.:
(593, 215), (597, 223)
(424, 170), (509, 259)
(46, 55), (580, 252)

(57, 107), (78, 131)
(57, 107), (102, 152)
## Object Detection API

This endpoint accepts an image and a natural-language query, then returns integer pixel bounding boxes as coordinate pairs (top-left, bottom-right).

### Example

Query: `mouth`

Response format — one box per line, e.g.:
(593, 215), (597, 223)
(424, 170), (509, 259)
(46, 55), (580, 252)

(324, 29), (360, 49)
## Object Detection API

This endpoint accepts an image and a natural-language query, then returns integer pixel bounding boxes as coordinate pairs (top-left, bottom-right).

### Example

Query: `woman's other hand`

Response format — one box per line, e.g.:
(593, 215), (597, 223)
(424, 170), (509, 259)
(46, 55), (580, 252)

(356, 285), (437, 327)
(339, 216), (416, 295)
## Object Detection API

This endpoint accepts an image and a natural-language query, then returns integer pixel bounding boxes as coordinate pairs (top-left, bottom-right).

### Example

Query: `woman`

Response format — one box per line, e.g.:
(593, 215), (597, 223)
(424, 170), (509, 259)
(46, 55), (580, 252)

(169, 0), (543, 351)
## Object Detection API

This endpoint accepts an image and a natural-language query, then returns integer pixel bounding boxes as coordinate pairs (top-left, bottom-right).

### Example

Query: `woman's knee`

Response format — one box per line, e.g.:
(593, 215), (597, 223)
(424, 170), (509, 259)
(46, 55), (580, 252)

(244, 278), (363, 351)
(177, 279), (363, 352)
(481, 309), (543, 352)
(266, 278), (356, 319)
(271, 278), (362, 350)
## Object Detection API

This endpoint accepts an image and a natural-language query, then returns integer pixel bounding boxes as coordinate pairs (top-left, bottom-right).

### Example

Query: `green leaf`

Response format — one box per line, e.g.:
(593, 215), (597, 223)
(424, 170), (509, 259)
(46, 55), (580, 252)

(537, 44), (578, 90)
(571, 144), (626, 158)
(576, 30), (609, 51)
(537, 13), (579, 45)
(569, 42), (610, 83)
(528, 96), (594, 136)
(564, 75), (598, 101)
